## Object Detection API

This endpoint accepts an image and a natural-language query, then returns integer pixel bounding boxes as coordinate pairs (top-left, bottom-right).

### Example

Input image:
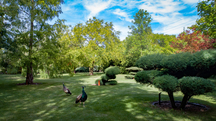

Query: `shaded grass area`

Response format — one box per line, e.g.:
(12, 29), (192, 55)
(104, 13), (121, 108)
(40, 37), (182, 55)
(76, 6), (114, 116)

(0, 73), (216, 121)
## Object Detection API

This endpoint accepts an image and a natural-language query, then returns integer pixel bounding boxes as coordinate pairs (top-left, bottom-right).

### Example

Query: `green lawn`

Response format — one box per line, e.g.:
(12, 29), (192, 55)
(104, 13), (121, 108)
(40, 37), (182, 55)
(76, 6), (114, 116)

(0, 73), (216, 121)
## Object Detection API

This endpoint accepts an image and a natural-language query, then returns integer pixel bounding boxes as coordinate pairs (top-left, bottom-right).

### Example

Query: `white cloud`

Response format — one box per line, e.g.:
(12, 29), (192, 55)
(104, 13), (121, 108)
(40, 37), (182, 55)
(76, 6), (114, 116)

(182, 0), (199, 4)
(139, 0), (185, 14)
(113, 9), (133, 22)
(153, 16), (198, 35)
(113, 24), (131, 41)
(138, 0), (199, 36)
(83, 0), (112, 20)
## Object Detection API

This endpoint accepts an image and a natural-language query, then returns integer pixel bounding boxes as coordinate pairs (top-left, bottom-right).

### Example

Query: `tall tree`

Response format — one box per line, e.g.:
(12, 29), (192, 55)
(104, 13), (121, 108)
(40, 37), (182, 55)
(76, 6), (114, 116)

(122, 33), (175, 67)
(4, 0), (64, 84)
(61, 17), (122, 75)
(195, 0), (216, 39)
(122, 9), (153, 67)
(129, 9), (152, 36)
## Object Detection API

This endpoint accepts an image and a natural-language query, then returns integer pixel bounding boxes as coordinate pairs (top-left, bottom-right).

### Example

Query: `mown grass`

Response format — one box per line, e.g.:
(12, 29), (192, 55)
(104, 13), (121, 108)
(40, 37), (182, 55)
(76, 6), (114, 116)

(0, 73), (216, 121)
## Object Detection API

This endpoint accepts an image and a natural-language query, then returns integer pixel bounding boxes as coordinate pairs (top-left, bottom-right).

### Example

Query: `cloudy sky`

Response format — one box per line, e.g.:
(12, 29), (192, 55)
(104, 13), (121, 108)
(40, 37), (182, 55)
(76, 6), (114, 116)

(50, 0), (201, 41)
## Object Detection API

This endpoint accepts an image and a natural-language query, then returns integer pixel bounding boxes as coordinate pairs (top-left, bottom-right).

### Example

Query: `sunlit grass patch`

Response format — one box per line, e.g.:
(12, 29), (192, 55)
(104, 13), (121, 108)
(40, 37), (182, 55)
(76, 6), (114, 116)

(0, 73), (216, 121)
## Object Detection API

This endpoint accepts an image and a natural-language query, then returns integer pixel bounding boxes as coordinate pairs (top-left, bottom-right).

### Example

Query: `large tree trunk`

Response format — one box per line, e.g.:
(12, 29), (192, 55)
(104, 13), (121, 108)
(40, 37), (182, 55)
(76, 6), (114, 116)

(89, 61), (94, 75)
(26, 1), (34, 84)
(168, 92), (176, 108)
(89, 67), (93, 75)
(26, 62), (33, 84)
(180, 94), (189, 109)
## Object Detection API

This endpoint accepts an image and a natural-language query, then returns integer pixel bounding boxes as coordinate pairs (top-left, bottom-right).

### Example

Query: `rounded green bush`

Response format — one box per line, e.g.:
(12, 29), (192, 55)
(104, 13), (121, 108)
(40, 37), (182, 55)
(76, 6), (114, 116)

(104, 66), (120, 79)
(101, 74), (110, 81)
(179, 76), (215, 96)
(105, 80), (118, 85)
(134, 71), (150, 84)
(153, 75), (178, 93)
(135, 70), (163, 84)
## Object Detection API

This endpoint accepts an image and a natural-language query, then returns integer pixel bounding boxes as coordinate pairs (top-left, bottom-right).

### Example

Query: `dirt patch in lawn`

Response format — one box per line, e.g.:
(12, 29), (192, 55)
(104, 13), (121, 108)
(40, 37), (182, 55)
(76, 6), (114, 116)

(152, 101), (209, 112)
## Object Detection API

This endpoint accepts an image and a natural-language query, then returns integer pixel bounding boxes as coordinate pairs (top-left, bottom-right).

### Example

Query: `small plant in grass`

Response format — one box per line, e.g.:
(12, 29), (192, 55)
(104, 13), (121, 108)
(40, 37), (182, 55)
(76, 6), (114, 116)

(153, 75), (178, 108)
(179, 77), (215, 109)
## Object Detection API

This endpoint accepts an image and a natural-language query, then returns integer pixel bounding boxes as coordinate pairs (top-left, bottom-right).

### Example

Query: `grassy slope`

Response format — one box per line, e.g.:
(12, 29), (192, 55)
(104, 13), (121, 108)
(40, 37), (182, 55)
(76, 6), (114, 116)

(0, 73), (216, 121)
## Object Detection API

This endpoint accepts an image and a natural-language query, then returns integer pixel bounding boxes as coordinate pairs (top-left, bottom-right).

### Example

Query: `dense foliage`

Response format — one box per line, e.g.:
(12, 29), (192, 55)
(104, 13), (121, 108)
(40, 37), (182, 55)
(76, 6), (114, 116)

(135, 49), (216, 109)
(171, 29), (215, 53)
(195, 0), (216, 39)
(161, 49), (216, 78)
(105, 66), (120, 79)
(179, 76), (215, 108)
(153, 75), (178, 93)
(153, 75), (178, 108)
(136, 54), (167, 70)
(98, 66), (120, 85)
(136, 49), (216, 79)
(134, 70), (163, 84)
(75, 67), (89, 72)
(125, 67), (143, 72)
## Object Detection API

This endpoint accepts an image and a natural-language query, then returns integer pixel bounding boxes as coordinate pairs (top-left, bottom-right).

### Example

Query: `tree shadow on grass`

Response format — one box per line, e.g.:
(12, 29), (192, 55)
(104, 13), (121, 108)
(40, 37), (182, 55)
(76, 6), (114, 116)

(1, 74), (216, 121)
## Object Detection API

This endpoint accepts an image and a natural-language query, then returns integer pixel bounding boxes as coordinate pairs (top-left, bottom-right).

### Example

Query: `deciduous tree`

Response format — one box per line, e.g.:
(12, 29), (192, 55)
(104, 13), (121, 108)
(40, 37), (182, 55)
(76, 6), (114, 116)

(4, 0), (64, 84)
(171, 29), (215, 53)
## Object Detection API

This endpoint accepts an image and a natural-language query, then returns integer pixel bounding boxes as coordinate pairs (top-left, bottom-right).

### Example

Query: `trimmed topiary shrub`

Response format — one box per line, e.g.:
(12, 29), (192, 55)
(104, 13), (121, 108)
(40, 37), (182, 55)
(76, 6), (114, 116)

(101, 66), (120, 85)
(136, 54), (167, 70)
(134, 49), (216, 110)
(179, 76), (215, 109)
(105, 80), (118, 85)
(105, 66), (120, 79)
(135, 70), (164, 84)
(125, 67), (143, 72)
(153, 75), (179, 108)
(75, 67), (89, 72)
(160, 49), (216, 78)
(101, 74), (110, 83)
(134, 71), (151, 84)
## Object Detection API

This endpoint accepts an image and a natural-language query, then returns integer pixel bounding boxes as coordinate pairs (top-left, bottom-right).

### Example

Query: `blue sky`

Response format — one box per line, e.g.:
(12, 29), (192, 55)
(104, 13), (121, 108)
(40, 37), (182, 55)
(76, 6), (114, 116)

(50, 0), (201, 41)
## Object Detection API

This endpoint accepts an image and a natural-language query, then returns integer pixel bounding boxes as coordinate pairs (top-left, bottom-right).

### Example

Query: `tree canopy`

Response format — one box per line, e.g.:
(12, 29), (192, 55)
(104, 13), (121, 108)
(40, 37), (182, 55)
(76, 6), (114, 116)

(195, 0), (216, 39)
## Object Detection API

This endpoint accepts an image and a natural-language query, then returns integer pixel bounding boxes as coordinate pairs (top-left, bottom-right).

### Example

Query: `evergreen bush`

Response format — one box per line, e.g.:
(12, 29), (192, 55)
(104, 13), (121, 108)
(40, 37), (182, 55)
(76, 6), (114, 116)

(100, 66), (120, 85)
(75, 67), (89, 72)
(153, 75), (178, 108)
(105, 80), (118, 85)
(104, 66), (120, 79)
(125, 67), (143, 72)
(179, 76), (215, 108)
(134, 71), (151, 84)
(136, 54), (167, 70)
